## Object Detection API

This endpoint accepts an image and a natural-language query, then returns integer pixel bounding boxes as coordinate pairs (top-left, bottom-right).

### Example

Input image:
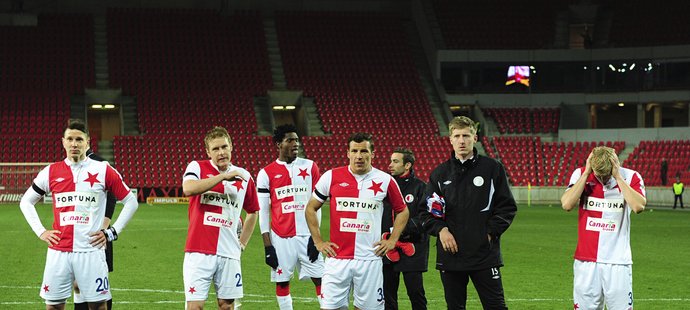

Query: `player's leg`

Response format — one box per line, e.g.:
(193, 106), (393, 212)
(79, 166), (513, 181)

(469, 267), (507, 310)
(215, 257), (244, 310)
(321, 258), (353, 310)
(402, 271), (426, 310)
(72, 251), (110, 310)
(352, 259), (384, 310)
(382, 263), (399, 310)
(73, 280), (88, 310)
(573, 260), (605, 310)
(297, 235), (325, 307)
(439, 270), (470, 309)
(271, 232), (301, 309)
(183, 253), (215, 309)
(601, 263), (634, 310)
(41, 249), (76, 310)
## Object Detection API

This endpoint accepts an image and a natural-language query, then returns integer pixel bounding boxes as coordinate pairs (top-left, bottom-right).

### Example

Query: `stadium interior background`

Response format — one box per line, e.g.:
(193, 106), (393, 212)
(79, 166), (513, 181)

(1, 0), (689, 207)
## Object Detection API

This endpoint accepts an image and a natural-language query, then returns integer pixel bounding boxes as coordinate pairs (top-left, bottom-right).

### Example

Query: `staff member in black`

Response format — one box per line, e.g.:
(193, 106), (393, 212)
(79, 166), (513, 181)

(420, 116), (517, 309)
(74, 148), (116, 309)
(382, 148), (428, 310)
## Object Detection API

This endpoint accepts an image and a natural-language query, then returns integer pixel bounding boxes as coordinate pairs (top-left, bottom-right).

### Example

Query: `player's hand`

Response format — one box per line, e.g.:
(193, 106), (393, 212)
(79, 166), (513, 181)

(611, 155), (622, 180)
(89, 230), (107, 249)
(439, 227), (458, 254)
(373, 236), (397, 257)
(224, 170), (249, 181)
(307, 237), (319, 262)
(264, 246), (279, 269)
(39, 230), (61, 246)
(316, 240), (339, 258)
(584, 152), (593, 176)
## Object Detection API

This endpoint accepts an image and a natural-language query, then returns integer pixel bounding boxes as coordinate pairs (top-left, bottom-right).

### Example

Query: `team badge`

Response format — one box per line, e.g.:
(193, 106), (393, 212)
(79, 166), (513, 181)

(405, 194), (414, 203)
(473, 176), (484, 187)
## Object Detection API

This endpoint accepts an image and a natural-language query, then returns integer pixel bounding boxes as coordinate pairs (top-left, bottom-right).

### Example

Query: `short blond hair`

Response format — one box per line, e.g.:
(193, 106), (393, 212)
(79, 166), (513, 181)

(590, 146), (617, 177)
(448, 116), (477, 135)
(204, 126), (231, 150)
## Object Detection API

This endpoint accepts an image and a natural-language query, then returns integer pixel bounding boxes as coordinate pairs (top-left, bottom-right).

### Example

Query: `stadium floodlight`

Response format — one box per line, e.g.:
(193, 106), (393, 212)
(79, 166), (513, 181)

(609, 64), (616, 71)
(629, 63), (636, 70)
(91, 104), (103, 108)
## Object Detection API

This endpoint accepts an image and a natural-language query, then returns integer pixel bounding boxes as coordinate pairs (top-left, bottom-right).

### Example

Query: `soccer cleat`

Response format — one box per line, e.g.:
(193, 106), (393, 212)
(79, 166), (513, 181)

(396, 241), (416, 257)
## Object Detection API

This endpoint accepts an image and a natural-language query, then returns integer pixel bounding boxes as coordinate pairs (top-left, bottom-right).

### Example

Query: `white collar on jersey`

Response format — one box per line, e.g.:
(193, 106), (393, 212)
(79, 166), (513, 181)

(64, 157), (90, 167)
(210, 161), (233, 173)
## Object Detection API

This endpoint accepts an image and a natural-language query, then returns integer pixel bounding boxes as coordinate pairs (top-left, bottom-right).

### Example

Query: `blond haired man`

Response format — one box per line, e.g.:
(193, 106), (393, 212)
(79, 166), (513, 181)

(561, 146), (646, 310)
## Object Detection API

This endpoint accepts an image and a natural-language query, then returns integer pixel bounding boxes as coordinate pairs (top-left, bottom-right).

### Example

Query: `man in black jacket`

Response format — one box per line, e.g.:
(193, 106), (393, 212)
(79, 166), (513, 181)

(420, 116), (517, 309)
(382, 148), (428, 310)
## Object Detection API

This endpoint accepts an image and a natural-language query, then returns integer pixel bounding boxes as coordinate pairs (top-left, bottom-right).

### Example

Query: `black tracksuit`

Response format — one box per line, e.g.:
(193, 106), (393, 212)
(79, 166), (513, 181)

(420, 149), (517, 309)
(382, 171), (429, 310)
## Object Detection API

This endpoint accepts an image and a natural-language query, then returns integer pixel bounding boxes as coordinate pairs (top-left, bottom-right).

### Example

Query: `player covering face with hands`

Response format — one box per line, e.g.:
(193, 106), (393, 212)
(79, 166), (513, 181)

(561, 146), (646, 310)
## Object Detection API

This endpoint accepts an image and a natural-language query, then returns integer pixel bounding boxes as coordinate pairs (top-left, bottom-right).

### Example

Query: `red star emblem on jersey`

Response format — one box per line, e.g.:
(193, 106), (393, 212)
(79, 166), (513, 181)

(188, 287), (196, 294)
(232, 180), (244, 191)
(573, 303), (579, 310)
(298, 168), (310, 180)
(277, 268), (283, 275)
(43, 285), (49, 292)
(368, 181), (383, 195)
(84, 172), (100, 187)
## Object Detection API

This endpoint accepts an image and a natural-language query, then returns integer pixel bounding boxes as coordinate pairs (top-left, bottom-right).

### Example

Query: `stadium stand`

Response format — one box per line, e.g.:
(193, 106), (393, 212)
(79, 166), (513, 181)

(482, 107), (560, 134)
(107, 8), (272, 187)
(623, 140), (690, 186)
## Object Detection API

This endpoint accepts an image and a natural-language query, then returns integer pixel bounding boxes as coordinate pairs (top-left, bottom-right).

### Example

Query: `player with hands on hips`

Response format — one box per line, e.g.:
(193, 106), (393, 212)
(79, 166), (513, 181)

(19, 119), (139, 310)
(561, 146), (646, 310)
(182, 126), (259, 310)
(257, 124), (324, 309)
(305, 133), (409, 310)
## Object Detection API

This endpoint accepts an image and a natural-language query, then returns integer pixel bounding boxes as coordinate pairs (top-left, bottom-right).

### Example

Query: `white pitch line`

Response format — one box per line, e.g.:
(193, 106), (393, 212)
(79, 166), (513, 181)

(2, 285), (690, 303)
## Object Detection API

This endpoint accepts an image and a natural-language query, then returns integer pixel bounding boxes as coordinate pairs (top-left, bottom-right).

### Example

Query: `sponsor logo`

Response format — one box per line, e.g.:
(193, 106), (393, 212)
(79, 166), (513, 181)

(586, 217), (618, 232)
(583, 197), (625, 213)
(473, 176), (484, 187)
(335, 197), (381, 213)
(339, 218), (372, 233)
(203, 212), (233, 228)
(60, 211), (91, 226)
(443, 180), (452, 185)
(55, 178), (65, 183)
(54, 192), (98, 209)
(201, 192), (239, 209)
(275, 185), (309, 200)
(281, 202), (306, 213)
(339, 182), (350, 187)
(0, 193), (23, 202)
(274, 174), (283, 179)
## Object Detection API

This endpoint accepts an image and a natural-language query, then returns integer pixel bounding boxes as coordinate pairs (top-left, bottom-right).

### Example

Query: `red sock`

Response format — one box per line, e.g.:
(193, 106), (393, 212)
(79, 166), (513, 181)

(315, 285), (322, 297)
(276, 284), (290, 297)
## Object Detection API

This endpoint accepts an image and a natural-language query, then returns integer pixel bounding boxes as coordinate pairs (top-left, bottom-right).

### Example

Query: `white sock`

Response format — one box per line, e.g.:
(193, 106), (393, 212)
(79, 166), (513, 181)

(234, 298), (242, 309)
(73, 290), (84, 304)
(277, 294), (293, 310)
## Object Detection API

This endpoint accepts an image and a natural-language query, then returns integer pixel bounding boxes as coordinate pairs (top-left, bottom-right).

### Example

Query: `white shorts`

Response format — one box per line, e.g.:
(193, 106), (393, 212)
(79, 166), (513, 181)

(40, 249), (110, 303)
(271, 232), (324, 282)
(573, 260), (633, 310)
(321, 258), (384, 310)
(183, 252), (243, 302)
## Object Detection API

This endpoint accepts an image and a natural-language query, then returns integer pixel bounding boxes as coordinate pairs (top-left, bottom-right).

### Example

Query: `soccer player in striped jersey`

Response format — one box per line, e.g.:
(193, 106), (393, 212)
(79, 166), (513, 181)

(19, 119), (139, 310)
(182, 126), (259, 310)
(305, 133), (409, 310)
(257, 124), (324, 309)
(561, 146), (646, 310)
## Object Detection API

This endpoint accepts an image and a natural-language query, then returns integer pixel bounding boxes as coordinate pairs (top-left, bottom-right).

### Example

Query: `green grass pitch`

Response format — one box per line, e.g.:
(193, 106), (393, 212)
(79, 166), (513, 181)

(1, 203), (689, 309)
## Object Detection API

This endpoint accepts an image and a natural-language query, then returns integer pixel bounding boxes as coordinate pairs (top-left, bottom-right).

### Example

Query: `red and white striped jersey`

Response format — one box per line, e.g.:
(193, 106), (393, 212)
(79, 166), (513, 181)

(183, 160), (260, 259)
(567, 166), (646, 264)
(257, 158), (320, 237)
(313, 166), (406, 260)
(32, 158), (132, 252)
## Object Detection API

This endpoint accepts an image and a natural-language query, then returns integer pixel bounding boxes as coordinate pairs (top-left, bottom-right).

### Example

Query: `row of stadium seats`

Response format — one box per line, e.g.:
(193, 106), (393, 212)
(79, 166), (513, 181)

(482, 107), (561, 134)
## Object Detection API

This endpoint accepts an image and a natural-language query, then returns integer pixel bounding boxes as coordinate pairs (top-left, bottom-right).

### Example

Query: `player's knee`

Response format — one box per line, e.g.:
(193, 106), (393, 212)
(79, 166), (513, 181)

(45, 299), (67, 306)
(276, 282), (290, 296)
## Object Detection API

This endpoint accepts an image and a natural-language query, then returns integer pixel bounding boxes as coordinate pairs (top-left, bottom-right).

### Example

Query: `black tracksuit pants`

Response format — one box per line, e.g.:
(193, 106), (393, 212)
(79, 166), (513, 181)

(440, 267), (507, 310)
(383, 264), (427, 310)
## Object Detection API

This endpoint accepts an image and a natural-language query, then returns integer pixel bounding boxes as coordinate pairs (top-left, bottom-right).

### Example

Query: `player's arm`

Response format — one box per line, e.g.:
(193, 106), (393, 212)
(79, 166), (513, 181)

(306, 196), (339, 257)
(256, 169), (273, 247)
(487, 164), (517, 241)
(561, 153), (593, 211)
(612, 158), (646, 214)
(20, 183), (61, 246)
(239, 211), (258, 249)
(183, 171), (246, 197)
(374, 180), (409, 256)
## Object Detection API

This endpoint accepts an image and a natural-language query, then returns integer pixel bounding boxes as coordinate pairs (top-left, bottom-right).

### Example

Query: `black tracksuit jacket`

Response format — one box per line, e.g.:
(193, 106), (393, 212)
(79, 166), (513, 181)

(420, 149), (517, 271)
(382, 171), (429, 272)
